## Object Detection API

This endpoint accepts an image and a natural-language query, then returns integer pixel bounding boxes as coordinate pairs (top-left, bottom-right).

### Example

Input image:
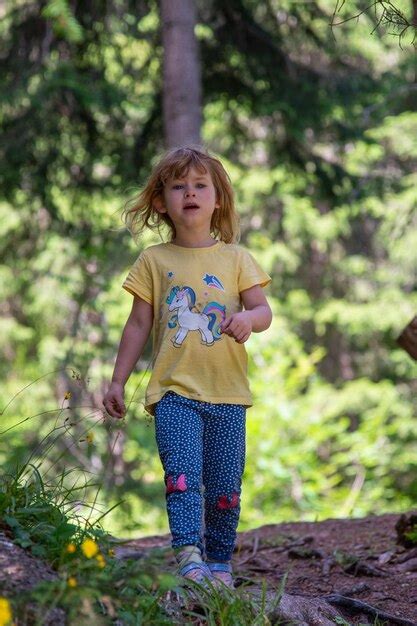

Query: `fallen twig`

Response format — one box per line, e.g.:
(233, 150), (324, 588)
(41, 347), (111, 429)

(325, 593), (417, 626)
(397, 557), (417, 572)
(344, 560), (388, 577)
(396, 547), (417, 564)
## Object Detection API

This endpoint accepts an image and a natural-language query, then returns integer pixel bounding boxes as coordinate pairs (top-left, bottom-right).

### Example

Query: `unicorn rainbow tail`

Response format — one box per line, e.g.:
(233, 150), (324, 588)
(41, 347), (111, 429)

(203, 301), (226, 340)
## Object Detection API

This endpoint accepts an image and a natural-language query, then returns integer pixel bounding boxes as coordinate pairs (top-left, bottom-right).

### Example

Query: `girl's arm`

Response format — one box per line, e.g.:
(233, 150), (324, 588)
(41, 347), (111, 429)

(220, 285), (272, 343)
(103, 295), (154, 418)
(240, 285), (272, 332)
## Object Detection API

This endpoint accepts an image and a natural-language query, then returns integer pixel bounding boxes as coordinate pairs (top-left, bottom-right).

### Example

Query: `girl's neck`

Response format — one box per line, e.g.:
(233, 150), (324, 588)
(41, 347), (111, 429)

(171, 234), (218, 249)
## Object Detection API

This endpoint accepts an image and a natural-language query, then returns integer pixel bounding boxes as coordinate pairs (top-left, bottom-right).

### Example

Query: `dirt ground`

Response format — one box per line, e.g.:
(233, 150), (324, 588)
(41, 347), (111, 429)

(2, 512), (417, 624)
(121, 512), (417, 624)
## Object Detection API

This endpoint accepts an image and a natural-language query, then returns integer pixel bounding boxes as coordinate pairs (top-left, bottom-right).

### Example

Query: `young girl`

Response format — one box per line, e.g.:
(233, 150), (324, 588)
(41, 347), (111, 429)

(103, 146), (272, 589)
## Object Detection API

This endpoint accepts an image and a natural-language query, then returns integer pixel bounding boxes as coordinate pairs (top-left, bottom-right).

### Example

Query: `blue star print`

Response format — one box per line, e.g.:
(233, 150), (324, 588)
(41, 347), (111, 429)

(203, 274), (225, 291)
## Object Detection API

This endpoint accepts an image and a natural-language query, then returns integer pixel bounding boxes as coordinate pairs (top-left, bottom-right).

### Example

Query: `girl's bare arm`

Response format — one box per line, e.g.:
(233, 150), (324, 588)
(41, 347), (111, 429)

(241, 284), (272, 332)
(103, 296), (153, 418)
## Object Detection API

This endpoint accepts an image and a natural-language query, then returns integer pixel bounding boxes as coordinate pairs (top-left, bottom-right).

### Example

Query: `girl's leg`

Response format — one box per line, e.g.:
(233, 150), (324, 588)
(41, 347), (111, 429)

(154, 392), (205, 555)
(202, 403), (246, 562)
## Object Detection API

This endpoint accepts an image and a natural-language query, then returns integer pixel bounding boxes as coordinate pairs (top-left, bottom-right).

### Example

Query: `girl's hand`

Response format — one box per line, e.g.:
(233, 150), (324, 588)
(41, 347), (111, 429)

(103, 382), (126, 419)
(220, 311), (253, 343)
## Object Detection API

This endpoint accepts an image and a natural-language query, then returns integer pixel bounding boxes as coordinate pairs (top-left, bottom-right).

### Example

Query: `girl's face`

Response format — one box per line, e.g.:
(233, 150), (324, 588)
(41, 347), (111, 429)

(154, 166), (220, 233)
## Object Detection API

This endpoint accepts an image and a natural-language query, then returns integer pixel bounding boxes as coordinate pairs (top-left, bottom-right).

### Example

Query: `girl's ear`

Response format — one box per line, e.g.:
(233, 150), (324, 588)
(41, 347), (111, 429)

(153, 194), (166, 213)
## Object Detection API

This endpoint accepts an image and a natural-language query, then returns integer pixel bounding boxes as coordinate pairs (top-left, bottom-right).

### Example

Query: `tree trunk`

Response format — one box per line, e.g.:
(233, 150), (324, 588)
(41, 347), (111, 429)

(160, 0), (202, 148)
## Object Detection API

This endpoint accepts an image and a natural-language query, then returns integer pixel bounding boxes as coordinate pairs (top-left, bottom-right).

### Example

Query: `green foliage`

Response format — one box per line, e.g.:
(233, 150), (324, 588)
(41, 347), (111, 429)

(0, 430), (176, 623)
(38, 551), (177, 625)
(1, 0), (417, 541)
(404, 524), (417, 545)
(243, 325), (417, 527)
(41, 0), (85, 44)
(0, 461), (102, 565)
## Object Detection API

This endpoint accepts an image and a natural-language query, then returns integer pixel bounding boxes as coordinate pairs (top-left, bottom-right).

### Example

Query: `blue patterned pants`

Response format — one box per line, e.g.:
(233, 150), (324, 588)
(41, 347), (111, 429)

(154, 391), (246, 562)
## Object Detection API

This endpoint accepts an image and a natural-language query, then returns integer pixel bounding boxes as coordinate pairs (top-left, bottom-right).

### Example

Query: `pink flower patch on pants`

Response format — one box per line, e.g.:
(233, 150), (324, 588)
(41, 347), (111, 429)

(216, 492), (240, 510)
(166, 473), (187, 494)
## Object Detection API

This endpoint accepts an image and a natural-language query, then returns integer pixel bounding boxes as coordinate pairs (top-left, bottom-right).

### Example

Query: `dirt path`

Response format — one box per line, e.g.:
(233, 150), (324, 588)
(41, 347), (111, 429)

(121, 513), (417, 624)
(1, 512), (417, 624)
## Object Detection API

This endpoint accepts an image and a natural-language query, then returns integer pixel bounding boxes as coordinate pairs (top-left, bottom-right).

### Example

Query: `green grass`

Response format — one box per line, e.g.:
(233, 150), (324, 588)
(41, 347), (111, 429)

(1, 463), (98, 564)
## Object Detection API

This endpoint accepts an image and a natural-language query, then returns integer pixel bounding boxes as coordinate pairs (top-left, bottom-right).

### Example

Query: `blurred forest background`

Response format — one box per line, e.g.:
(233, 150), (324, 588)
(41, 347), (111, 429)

(1, 0), (417, 540)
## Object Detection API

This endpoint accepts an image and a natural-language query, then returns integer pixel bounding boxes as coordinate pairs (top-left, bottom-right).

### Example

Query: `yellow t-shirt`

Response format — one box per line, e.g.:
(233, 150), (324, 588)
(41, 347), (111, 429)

(122, 240), (271, 415)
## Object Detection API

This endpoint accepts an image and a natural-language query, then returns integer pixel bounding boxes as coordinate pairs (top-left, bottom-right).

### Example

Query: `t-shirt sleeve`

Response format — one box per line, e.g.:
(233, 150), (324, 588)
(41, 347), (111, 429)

(122, 252), (153, 304)
(238, 249), (272, 292)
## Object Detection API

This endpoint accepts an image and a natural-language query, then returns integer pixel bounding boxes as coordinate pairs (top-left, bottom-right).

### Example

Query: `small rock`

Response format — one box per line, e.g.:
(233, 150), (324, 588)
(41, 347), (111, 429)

(377, 551), (394, 565)
(338, 582), (371, 596)
(397, 557), (417, 573)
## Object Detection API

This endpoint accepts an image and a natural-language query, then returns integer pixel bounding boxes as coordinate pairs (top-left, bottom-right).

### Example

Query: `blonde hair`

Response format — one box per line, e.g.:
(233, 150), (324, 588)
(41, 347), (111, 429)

(122, 145), (240, 244)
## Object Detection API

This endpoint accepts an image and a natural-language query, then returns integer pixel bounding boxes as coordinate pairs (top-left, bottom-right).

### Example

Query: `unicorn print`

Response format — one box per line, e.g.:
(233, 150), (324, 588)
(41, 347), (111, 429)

(166, 285), (226, 347)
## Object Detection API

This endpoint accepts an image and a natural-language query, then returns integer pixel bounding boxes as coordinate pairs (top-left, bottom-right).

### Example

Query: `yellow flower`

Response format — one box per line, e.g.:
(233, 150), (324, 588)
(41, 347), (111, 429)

(81, 538), (99, 558)
(96, 554), (106, 568)
(108, 548), (115, 557)
(86, 432), (94, 444)
(64, 391), (72, 400)
(0, 597), (12, 626)
(67, 577), (77, 588)
(66, 543), (76, 553)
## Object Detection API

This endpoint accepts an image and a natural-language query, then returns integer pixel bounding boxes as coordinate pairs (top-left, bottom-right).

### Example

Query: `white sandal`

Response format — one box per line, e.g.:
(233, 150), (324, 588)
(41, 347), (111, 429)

(206, 561), (234, 589)
(177, 560), (214, 585)
(176, 546), (214, 587)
